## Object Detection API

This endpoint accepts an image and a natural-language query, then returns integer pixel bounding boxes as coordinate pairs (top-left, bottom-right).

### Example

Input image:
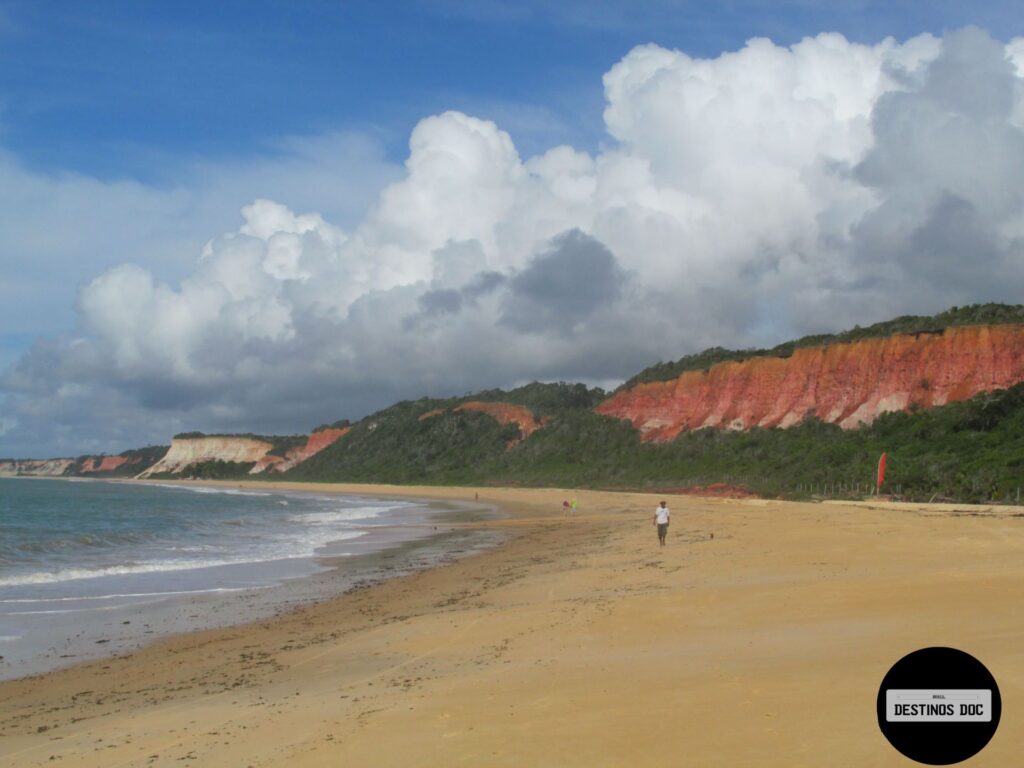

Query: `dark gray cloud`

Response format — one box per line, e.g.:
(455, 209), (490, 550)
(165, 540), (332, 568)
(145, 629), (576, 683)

(463, 270), (506, 297)
(415, 270), (506, 319)
(417, 288), (464, 316)
(500, 229), (626, 333)
(411, 231), (626, 334)
(405, 271), (507, 332)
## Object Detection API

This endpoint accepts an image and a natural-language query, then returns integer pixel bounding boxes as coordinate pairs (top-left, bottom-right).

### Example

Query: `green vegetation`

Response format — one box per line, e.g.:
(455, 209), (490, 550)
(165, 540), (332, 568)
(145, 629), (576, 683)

(288, 382), (605, 484)
(284, 381), (1024, 504)
(467, 382), (605, 416)
(494, 385), (1024, 503)
(313, 419), (351, 432)
(623, 303), (1024, 387)
(287, 399), (523, 484)
(180, 460), (257, 479)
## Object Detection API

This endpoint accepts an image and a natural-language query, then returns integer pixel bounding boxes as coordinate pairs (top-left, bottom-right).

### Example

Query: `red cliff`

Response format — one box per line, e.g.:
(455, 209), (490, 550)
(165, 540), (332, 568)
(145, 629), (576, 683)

(596, 325), (1024, 441)
(250, 427), (351, 474)
(81, 456), (130, 473)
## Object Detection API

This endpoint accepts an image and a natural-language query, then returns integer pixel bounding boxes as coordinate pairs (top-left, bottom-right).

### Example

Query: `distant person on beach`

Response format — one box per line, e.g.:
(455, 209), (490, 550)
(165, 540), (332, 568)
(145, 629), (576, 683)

(563, 500), (571, 514)
(653, 501), (670, 546)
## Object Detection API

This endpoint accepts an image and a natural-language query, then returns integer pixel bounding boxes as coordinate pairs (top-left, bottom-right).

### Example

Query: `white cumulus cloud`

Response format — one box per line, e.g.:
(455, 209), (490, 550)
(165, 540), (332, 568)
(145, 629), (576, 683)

(5, 27), (1024, 457)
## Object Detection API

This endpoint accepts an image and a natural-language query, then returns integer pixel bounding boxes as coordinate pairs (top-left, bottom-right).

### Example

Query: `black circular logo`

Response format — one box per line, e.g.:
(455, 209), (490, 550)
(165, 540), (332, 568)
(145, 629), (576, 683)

(877, 647), (1001, 764)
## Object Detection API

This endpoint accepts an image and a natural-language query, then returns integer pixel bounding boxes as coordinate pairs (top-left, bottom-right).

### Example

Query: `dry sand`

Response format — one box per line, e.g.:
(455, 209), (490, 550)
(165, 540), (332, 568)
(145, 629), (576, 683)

(1, 482), (1022, 767)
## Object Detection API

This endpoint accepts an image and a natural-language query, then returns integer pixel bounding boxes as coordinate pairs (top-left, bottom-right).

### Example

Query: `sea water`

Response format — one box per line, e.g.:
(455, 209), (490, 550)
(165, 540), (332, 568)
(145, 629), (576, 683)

(0, 477), (457, 679)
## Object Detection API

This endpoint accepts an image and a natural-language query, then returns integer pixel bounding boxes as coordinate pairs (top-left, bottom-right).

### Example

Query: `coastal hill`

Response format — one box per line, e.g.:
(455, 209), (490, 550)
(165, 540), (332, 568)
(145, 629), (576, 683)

(6, 304), (1024, 502)
(0, 446), (167, 479)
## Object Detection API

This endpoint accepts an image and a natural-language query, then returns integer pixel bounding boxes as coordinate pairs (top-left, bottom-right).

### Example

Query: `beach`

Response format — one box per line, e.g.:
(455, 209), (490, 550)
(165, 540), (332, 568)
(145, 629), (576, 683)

(1, 482), (1022, 766)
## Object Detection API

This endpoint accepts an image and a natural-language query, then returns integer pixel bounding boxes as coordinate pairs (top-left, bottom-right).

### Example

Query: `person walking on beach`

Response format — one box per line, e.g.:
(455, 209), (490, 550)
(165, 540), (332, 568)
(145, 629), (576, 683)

(653, 501), (670, 546)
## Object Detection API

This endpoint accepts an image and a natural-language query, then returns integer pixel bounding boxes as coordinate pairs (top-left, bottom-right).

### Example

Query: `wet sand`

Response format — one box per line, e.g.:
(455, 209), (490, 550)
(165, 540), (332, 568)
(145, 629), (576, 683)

(0, 483), (501, 681)
(2, 482), (1022, 766)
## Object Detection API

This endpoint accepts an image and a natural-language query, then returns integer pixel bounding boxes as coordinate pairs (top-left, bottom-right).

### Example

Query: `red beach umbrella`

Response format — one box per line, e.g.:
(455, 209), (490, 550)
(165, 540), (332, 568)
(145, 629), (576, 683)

(877, 452), (887, 493)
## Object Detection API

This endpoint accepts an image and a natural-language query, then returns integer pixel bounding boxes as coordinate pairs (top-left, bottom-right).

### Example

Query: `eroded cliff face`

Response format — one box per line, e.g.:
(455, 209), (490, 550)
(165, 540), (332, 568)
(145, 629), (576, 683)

(249, 427), (351, 474)
(137, 428), (352, 477)
(80, 456), (130, 473)
(0, 459), (74, 477)
(139, 437), (276, 477)
(453, 401), (545, 445)
(597, 325), (1024, 441)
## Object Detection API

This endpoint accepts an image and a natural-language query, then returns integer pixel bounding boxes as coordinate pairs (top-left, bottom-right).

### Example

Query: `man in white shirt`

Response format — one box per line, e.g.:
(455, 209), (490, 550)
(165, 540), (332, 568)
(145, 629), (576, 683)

(653, 500), (670, 546)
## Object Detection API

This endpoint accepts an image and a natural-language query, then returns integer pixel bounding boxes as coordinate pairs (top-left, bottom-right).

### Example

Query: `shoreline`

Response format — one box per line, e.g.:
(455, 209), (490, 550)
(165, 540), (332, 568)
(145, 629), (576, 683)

(0, 479), (504, 682)
(2, 484), (1023, 766)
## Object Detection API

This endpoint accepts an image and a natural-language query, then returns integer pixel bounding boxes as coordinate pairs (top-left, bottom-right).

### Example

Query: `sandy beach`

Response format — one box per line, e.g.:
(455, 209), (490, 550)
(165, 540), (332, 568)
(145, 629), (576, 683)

(1, 482), (1021, 767)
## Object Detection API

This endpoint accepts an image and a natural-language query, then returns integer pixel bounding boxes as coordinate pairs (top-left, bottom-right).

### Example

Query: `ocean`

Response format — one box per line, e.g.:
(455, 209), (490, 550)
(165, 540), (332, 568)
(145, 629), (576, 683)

(0, 478), (493, 680)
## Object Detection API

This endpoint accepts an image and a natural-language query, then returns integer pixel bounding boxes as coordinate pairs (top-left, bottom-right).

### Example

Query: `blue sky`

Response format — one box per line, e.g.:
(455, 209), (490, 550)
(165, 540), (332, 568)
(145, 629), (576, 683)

(3, 2), (1024, 456)
(4, 1), (1021, 179)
